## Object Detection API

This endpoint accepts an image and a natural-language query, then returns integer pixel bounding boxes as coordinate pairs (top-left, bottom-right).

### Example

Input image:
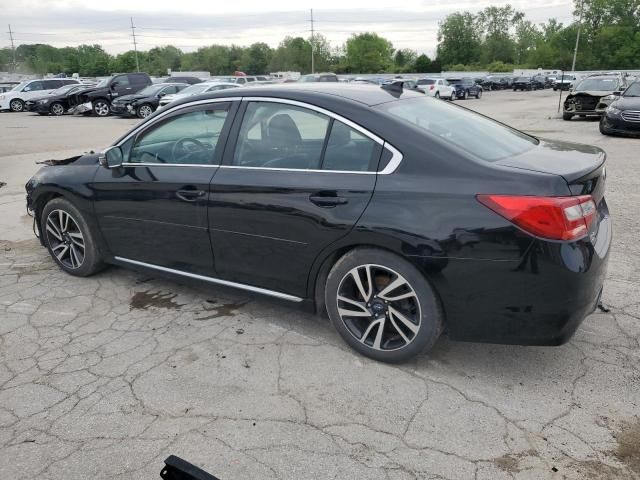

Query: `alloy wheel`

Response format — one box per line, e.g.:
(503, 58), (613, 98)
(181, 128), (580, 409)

(138, 105), (153, 118)
(94, 101), (110, 117)
(45, 209), (85, 269)
(51, 103), (64, 116)
(336, 264), (421, 351)
(10, 99), (24, 112)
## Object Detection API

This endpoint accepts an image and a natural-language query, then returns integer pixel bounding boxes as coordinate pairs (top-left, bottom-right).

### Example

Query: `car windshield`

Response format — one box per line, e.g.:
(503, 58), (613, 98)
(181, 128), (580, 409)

(378, 97), (538, 162)
(560, 75), (574, 81)
(95, 78), (109, 88)
(137, 85), (165, 96)
(624, 82), (640, 97)
(575, 78), (618, 91)
(297, 75), (317, 82)
(417, 79), (436, 85)
(51, 84), (79, 95)
(180, 84), (212, 95)
(516, 77), (530, 82)
(12, 81), (29, 91)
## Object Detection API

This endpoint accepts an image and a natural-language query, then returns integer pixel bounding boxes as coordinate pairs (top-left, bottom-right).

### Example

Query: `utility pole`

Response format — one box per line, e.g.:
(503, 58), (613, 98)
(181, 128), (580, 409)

(571, 0), (584, 72)
(7, 24), (16, 72)
(310, 8), (315, 74)
(130, 17), (140, 72)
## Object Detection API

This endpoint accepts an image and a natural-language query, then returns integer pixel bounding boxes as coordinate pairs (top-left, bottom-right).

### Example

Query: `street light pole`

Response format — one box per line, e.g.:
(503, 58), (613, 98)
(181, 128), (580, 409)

(571, 0), (584, 72)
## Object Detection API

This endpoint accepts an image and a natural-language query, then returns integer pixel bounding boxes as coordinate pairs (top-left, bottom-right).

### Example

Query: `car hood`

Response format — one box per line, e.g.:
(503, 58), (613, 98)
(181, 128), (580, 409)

(163, 92), (189, 102)
(495, 138), (605, 183)
(613, 96), (640, 110)
(567, 90), (614, 99)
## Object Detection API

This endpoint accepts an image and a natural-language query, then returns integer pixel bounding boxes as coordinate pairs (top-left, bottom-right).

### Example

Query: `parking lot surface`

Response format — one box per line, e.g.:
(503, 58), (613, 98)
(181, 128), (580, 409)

(0, 90), (639, 480)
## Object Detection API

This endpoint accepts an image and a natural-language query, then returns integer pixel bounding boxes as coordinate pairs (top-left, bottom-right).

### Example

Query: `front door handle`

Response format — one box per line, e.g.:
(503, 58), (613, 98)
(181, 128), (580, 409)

(176, 188), (205, 202)
(309, 194), (348, 208)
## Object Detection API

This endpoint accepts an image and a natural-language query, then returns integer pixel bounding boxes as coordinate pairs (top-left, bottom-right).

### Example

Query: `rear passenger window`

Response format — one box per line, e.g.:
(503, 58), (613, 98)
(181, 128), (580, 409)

(233, 102), (330, 170)
(322, 121), (378, 172)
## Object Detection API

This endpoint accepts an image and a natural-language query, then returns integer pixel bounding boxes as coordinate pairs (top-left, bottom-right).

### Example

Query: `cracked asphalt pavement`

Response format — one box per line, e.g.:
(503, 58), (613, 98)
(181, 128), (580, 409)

(0, 90), (639, 479)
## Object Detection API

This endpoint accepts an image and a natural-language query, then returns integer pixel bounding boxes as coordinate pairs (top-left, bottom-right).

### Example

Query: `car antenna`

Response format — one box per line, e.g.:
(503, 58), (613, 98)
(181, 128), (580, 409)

(381, 82), (403, 93)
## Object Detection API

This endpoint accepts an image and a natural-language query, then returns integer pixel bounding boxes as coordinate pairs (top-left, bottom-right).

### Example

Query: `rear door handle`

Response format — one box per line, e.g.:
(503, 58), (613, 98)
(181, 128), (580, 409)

(309, 194), (348, 207)
(176, 188), (205, 202)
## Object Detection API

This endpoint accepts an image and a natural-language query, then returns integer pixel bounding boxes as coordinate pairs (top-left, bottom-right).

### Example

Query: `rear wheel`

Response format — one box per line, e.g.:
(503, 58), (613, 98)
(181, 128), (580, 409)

(476, 90), (482, 99)
(50, 102), (65, 116)
(324, 248), (443, 363)
(41, 198), (104, 277)
(92, 99), (110, 117)
(9, 99), (24, 112)
(562, 113), (573, 121)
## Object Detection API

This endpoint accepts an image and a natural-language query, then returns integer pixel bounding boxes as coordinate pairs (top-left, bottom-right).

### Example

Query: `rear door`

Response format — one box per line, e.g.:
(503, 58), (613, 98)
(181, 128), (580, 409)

(208, 99), (383, 296)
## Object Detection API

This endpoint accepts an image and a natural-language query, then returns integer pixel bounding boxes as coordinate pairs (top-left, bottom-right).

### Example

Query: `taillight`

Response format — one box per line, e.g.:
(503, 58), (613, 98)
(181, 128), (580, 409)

(429, 85), (434, 90)
(477, 195), (596, 241)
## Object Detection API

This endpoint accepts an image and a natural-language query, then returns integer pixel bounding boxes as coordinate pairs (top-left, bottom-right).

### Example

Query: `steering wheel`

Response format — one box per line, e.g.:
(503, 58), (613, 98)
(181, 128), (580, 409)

(171, 137), (207, 163)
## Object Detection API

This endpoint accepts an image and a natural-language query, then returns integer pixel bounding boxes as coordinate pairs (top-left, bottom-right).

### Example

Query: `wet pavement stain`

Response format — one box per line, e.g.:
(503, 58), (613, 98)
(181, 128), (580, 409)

(195, 299), (248, 320)
(130, 290), (183, 310)
(615, 418), (640, 475)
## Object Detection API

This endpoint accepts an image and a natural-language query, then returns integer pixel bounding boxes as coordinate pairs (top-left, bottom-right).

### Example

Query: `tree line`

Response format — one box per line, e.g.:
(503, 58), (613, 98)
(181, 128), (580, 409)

(1, 1), (638, 77)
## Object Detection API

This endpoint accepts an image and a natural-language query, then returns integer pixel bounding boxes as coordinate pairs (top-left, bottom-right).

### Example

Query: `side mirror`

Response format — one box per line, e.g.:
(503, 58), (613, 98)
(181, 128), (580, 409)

(110, 82), (118, 90)
(98, 146), (123, 169)
(158, 92), (166, 97)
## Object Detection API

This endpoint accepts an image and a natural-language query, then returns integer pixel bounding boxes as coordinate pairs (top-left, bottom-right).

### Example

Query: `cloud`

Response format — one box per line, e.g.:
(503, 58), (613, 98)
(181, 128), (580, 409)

(2, 2), (574, 56)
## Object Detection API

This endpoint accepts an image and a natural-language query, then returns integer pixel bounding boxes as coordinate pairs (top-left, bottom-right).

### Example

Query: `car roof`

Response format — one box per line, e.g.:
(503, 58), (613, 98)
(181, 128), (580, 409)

(180, 83), (424, 107)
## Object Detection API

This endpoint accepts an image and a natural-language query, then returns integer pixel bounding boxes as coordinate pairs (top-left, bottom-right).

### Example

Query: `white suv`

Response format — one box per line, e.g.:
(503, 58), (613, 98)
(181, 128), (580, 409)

(0, 78), (80, 112)
(416, 78), (456, 100)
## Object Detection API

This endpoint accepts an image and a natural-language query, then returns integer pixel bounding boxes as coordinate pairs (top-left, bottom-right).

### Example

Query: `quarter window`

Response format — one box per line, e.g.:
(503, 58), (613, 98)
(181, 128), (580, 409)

(322, 121), (377, 171)
(233, 102), (330, 169)
(129, 107), (229, 165)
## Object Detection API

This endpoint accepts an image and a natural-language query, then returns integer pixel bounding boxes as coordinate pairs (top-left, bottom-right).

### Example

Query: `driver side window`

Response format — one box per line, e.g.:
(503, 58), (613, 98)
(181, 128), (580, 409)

(129, 107), (229, 165)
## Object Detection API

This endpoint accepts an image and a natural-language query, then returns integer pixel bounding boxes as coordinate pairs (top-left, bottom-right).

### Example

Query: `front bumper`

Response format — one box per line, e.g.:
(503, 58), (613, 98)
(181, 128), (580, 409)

(25, 101), (50, 113)
(69, 102), (92, 114)
(111, 103), (136, 115)
(601, 115), (640, 136)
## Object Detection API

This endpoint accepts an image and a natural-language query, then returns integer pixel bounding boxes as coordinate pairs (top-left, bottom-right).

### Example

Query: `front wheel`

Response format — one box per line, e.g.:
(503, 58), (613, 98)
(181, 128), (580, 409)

(562, 113), (573, 121)
(137, 104), (154, 118)
(41, 198), (104, 276)
(50, 102), (65, 116)
(462, 90), (468, 100)
(324, 248), (443, 363)
(92, 100), (110, 117)
(476, 90), (482, 99)
(599, 119), (611, 135)
(9, 98), (24, 112)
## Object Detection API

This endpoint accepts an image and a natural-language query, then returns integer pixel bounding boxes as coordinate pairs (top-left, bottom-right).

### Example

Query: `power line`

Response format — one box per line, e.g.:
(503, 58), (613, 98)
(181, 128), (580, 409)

(130, 17), (140, 72)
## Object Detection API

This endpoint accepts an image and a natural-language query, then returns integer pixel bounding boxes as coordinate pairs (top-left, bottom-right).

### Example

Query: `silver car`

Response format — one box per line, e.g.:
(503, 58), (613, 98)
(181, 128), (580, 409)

(158, 82), (242, 107)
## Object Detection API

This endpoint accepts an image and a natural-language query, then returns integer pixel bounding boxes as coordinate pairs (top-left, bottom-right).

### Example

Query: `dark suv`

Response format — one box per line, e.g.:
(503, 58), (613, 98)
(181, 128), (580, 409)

(69, 73), (152, 117)
(447, 78), (482, 99)
(513, 76), (544, 91)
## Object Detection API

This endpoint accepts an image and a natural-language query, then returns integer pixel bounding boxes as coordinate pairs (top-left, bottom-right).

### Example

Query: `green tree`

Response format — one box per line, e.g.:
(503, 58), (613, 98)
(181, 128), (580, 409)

(436, 12), (481, 67)
(413, 54), (432, 73)
(394, 48), (418, 72)
(477, 5), (524, 64)
(345, 33), (393, 73)
(240, 42), (273, 74)
(268, 36), (312, 73)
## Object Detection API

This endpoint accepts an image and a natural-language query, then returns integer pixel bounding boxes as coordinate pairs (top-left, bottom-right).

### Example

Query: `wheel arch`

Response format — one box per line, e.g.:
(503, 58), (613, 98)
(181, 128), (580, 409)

(308, 240), (448, 326)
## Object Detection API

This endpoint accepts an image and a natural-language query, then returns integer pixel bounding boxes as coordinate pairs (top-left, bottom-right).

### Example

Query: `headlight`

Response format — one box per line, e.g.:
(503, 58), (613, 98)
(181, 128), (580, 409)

(601, 95), (616, 102)
(38, 99), (49, 104)
(606, 106), (621, 115)
(0, 95), (4, 100)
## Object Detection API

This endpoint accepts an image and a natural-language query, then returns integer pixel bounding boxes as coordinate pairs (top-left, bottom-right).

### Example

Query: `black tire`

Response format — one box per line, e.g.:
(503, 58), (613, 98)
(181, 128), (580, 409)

(37, 112), (48, 116)
(599, 119), (611, 135)
(137, 103), (154, 119)
(476, 89), (482, 99)
(324, 248), (443, 363)
(41, 197), (104, 277)
(49, 102), (65, 116)
(462, 90), (468, 100)
(9, 98), (24, 112)
(92, 99), (111, 117)
(562, 113), (573, 121)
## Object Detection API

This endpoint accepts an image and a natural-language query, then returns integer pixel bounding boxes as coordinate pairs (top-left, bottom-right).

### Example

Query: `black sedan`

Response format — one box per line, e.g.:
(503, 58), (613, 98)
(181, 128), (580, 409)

(447, 77), (482, 99)
(111, 83), (188, 118)
(25, 83), (95, 116)
(512, 76), (544, 91)
(600, 82), (640, 136)
(25, 84), (611, 363)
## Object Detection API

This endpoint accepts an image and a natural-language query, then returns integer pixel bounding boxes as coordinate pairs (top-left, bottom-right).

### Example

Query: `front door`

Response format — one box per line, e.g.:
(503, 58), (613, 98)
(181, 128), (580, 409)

(92, 101), (236, 275)
(209, 100), (382, 296)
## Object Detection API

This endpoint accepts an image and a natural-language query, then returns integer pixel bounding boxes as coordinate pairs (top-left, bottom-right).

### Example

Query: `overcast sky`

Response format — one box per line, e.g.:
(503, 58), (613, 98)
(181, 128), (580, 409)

(2, 0), (576, 56)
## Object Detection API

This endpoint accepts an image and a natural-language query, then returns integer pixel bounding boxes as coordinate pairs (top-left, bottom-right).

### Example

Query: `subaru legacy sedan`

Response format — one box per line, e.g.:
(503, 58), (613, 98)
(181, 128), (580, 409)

(25, 84), (611, 363)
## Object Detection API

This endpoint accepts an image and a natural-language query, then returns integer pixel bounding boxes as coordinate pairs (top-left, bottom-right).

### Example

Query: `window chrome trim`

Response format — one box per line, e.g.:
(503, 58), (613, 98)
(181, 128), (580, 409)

(114, 95), (404, 174)
(119, 163), (220, 168)
(114, 256), (303, 303)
